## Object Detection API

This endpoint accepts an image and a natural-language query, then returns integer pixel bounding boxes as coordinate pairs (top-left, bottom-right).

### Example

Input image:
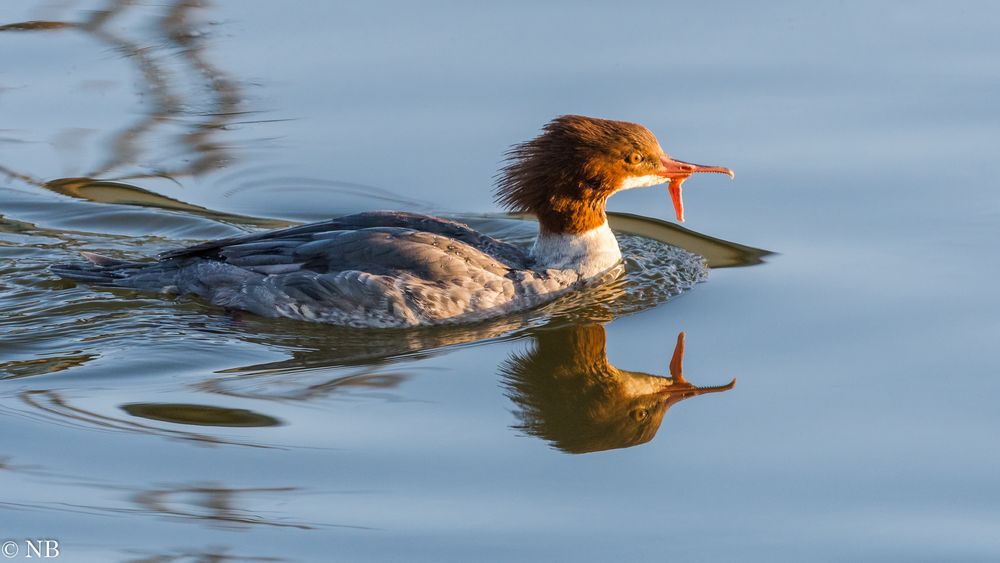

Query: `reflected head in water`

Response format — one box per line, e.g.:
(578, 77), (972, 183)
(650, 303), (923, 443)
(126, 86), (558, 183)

(501, 325), (734, 454)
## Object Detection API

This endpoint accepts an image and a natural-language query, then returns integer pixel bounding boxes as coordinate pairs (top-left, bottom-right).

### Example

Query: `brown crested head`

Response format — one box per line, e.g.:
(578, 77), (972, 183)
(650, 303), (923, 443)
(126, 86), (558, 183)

(494, 115), (733, 232)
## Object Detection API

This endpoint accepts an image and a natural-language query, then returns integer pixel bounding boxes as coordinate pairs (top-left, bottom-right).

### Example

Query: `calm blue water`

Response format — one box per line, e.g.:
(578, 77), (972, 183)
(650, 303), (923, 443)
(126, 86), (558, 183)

(2, 1), (999, 561)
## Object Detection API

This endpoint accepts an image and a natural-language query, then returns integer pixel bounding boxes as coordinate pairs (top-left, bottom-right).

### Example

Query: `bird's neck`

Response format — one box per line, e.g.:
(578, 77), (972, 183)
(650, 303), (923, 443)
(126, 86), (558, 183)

(522, 178), (624, 277)
(532, 189), (610, 234)
(530, 220), (622, 278)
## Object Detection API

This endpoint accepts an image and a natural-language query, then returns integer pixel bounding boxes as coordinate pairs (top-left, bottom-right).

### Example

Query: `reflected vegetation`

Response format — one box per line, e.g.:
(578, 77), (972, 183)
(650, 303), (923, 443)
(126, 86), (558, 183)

(606, 212), (772, 268)
(0, 0), (245, 185)
(42, 177), (292, 229)
(200, 364), (412, 403)
(0, 455), (57, 481)
(0, 454), (336, 536)
(502, 326), (734, 453)
(0, 352), (98, 379)
(15, 390), (280, 448)
(0, 1), (434, 216)
(131, 483), (317, 530)
(123, 547), (284, 563)
(121, 403), (281, 427)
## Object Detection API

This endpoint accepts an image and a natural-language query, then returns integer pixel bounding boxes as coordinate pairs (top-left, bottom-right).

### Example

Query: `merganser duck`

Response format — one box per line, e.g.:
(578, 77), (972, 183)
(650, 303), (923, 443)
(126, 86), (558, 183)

(53, 115), (733, 327)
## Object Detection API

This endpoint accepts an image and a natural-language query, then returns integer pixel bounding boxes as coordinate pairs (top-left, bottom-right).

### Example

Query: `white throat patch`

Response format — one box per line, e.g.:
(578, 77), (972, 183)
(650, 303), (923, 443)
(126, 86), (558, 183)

(530, 221), (622, 279)
(619, 174), (667, 191)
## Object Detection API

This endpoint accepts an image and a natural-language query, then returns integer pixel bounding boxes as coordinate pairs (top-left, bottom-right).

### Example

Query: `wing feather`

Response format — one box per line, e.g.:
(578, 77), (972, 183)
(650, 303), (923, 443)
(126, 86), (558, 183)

(160, 211), (529, 269)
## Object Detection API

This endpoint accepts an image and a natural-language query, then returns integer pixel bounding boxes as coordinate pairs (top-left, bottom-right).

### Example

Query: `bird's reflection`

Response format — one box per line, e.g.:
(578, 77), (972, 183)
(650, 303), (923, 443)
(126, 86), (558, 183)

(501, 325), (734, 454)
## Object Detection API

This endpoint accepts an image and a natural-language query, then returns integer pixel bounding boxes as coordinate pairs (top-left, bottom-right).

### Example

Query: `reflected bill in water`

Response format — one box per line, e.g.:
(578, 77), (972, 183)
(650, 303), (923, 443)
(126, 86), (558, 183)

(502, 325), (734, 454)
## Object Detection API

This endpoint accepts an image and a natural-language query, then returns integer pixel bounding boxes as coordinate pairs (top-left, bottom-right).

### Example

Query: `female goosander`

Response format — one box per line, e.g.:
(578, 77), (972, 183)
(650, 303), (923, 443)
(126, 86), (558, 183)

(53, 115), (733, 327)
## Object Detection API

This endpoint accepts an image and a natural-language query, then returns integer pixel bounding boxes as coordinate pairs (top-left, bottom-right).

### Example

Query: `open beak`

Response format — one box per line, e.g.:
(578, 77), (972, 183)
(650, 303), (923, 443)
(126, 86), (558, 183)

(658, 155), (734, 222)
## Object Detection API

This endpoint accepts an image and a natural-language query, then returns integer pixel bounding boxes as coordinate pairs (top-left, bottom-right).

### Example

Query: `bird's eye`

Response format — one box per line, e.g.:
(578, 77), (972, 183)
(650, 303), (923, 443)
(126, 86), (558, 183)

(626, 153), (643, 165)
(631, 408), (649, 422)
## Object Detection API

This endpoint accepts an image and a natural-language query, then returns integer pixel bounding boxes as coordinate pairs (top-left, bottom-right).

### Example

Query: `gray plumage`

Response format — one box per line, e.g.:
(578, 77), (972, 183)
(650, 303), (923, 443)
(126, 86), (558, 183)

(52, 212), (587, 327)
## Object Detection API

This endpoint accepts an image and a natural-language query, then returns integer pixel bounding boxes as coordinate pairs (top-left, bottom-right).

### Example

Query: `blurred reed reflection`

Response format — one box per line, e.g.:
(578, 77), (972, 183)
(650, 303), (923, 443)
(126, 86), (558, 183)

(0, 1), (437, 216)
(502, 326), (734, 454)
(124, 547), (284, 563)
(41, 177), (293, 228)
(121, 402), (281, 427)
(0, 0), (246, 185)
(14, 390), (281, 448)
(131, 483), (317, 530)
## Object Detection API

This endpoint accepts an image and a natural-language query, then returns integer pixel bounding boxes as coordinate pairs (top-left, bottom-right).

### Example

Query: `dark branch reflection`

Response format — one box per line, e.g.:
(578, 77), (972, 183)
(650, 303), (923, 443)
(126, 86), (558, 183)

(0, 352), (98, 379)
(0, 1), (437, 219)
(124, 547), (285, 563)
(501, 325), (734, 454)
(0, 455), (352, 537)
(121, 403), (281, 427)
(0, 0), (248, 186)
(0, 0), (248, 185)
(131, 483), (314, 530)
(40, 177), (292, 228)
(17, 390), (281, 448)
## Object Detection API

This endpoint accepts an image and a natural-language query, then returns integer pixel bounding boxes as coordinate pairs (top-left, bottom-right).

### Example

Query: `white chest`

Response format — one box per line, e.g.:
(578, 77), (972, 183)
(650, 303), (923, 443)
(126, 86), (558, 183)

(530, 222), (622, 279)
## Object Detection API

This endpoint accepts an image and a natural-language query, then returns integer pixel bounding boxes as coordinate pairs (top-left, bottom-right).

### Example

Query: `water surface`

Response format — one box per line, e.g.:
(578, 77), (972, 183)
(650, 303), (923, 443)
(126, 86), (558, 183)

(2, 1), (999, 561)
